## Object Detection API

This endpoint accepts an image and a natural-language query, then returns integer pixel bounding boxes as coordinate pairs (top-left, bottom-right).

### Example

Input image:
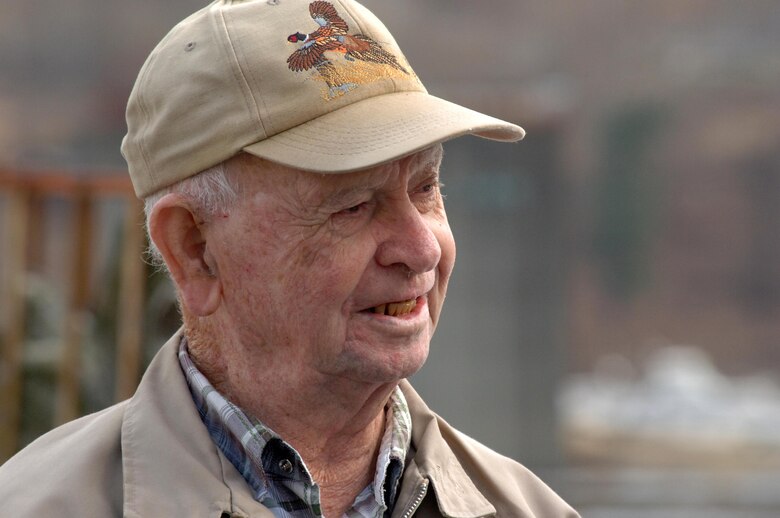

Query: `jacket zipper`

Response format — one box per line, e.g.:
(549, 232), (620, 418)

(400, 479), (429, 518)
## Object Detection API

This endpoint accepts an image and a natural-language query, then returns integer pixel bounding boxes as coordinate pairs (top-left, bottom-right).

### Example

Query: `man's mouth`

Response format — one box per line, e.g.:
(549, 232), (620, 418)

(367, 299), (417, 317)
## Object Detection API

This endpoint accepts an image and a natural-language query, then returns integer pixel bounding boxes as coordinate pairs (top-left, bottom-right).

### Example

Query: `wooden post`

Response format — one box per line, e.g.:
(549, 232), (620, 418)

(114, 197), (146, 401)
(55, 189), (93, 425)
(0, 187), (31, 461)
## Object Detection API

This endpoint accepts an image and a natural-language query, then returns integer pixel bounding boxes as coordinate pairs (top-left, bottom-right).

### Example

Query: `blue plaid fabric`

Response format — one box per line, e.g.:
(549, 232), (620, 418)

(178, 338), (411, 518)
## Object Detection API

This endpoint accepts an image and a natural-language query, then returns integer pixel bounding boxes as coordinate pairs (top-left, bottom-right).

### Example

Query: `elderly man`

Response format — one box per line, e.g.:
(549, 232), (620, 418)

(0, 1), (578, 516)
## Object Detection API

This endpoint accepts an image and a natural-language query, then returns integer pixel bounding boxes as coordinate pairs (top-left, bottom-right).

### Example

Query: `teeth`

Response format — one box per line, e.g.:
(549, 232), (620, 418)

(373, 299), (416, 316)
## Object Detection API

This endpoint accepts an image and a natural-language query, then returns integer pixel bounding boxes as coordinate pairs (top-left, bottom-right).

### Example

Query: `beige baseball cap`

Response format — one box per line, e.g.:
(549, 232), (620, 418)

(122, 0), (525, 199)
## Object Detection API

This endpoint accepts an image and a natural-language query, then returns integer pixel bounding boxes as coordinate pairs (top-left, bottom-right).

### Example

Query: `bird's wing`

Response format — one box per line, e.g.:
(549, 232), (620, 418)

(309, 1), (349, 34)
(287, 38), (341, 72)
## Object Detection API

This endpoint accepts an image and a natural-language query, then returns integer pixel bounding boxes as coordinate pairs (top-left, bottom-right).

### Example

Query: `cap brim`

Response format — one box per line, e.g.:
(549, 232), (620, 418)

(242, 91), (525, 173)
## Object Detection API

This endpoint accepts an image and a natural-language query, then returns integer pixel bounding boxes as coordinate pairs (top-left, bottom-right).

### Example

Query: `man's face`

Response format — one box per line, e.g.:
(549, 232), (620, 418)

(206, 146), (455, 385)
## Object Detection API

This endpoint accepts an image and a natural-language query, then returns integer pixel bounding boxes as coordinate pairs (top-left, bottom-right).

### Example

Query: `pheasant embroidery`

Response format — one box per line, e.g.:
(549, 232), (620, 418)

(287, 0), (410, 99)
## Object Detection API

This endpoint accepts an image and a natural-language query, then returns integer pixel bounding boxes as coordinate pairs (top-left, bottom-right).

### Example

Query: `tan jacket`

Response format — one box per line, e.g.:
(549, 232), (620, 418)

(0, 332), (579, 517)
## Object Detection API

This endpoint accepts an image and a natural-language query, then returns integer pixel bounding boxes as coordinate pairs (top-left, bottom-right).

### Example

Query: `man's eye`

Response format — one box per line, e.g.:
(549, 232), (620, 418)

(419, 180), (443, 195)
(339, 202), (367, 215)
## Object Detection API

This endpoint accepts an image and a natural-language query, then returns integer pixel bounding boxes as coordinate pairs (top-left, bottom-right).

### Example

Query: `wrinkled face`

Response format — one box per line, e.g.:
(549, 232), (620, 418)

(208, 146), (455, 385)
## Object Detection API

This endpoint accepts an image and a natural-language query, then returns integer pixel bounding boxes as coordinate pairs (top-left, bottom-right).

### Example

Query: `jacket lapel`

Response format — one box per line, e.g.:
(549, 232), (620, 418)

(399, 381), (496, 518)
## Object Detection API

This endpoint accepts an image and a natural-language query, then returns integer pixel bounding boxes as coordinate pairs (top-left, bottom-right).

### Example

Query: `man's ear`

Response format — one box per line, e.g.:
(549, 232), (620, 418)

(148, 193), (222, 316)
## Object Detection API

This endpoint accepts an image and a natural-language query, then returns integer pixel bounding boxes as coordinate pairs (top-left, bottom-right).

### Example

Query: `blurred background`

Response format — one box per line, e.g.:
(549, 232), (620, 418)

(1, 1), (779, 516)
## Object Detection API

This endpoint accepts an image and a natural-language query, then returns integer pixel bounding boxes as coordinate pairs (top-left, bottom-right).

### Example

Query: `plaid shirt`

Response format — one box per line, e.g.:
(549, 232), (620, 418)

(178, 339), (412, 518)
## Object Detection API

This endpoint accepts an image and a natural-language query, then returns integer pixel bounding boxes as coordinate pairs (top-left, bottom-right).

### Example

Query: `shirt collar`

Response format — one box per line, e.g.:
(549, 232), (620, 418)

(374, 387), (412, 510)
(178, 337), (412, 516)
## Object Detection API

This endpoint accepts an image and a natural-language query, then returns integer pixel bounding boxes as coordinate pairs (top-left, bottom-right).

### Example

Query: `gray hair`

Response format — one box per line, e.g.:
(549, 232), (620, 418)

(144, 161), (239, 270)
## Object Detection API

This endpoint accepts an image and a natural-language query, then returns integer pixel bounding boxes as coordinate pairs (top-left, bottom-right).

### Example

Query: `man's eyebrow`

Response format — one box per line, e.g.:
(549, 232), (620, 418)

(411, 145), (444, 174)
(320, 183), (376, 209)
(411, 161), (442, 184)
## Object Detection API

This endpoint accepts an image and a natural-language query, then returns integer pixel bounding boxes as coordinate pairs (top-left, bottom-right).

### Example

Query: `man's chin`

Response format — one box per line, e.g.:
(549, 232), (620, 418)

(335, 340), (431, 384)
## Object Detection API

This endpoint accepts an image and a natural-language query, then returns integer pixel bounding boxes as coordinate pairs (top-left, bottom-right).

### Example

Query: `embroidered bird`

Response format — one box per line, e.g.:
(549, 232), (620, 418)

(287, 1), (408, 97)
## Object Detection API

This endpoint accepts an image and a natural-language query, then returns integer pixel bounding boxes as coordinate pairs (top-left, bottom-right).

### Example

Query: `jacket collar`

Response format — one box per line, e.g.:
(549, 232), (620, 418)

(121, 330), (273, 517)
(399, 380), (496, 518)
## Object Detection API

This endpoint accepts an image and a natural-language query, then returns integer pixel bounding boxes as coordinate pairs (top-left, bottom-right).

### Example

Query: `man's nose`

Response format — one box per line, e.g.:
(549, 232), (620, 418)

(374, 198), (442, 275)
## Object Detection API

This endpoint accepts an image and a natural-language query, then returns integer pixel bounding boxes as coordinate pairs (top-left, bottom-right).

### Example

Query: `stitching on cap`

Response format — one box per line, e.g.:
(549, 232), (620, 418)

(270, 110), (466, 156)
(218, 9), (268, 136)
(131, 16), (193, 192)
(134, 60), (157, 189)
